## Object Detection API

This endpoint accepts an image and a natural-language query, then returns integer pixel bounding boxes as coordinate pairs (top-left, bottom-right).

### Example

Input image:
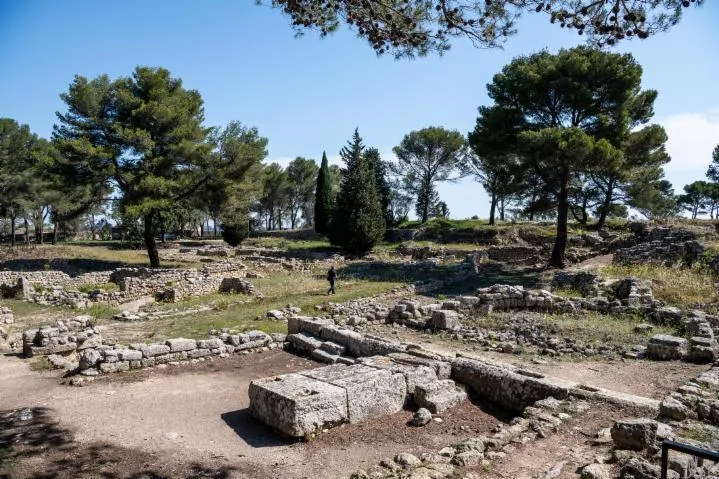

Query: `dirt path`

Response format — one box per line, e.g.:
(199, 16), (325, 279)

(0, 350), (505, 479)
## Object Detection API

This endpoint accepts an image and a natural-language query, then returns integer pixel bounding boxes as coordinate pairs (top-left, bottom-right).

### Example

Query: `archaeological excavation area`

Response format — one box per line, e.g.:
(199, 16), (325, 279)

(2, 221), (719, 479)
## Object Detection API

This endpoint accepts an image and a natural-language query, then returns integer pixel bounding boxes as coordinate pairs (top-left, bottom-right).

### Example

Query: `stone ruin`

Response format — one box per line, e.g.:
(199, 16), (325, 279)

(613, 225), (705, 266)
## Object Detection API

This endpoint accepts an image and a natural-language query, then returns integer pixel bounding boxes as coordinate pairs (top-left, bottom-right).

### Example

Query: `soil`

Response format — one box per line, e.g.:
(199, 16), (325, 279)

(463, 402), (638, 479)
(0, 350), (507, 479)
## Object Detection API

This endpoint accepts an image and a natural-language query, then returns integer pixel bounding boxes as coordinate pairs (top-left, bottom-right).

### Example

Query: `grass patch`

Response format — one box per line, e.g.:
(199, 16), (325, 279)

(602, 263), (717, 307)
(76, 282), (120, 293)
(551, 287), (584, 299)
(85, 303), (120, 320)
(242, 237), (339, 253)
(677, 424), (717, 445)
(0, 299), (57, 319)
(28, 356), (52, 371)
(543, 313), (680, 348)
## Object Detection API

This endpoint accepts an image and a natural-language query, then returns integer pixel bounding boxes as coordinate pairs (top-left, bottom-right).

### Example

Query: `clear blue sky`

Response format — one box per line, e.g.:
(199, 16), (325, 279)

(1, 0), (718, 220)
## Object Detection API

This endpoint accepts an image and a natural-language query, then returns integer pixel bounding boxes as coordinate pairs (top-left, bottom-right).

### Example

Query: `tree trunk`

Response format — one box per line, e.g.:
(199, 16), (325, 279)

(52, 221), (59, 245)
(23, 218), (29, 244)
(499, 196), (506, 221)
(10, 216), (15, 248)
(595, 179), (615, 230)
(550, 176), (569, 269)
(213, 218), (217, 237)
(143, 213), (160, 268)
(488, 193), (498, 226)
(90, 213), (96, 240)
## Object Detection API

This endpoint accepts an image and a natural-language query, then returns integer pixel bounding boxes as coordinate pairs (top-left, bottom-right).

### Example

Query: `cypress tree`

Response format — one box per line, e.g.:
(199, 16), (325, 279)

(364, 147), (394, 226)
(314, 151), (333, 235)
(329, 129), (385, 254)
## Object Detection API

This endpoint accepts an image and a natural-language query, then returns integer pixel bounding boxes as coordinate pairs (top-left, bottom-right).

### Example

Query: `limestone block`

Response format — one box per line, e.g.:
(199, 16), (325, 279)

(197, 338), (224, 349)
(288, 332), (323, 354)
(235, 339), (267, 351)
(320, 341), (345, 356)
(187, 348), (210, 359)
(358, 355), (438, 394)
(646, 335), (688, 360)
(357, 336), (407, 357)
(302, 364), (407, 423)
(388, 352), (451, 380)
(414, 379), (467, 414)
(248, 373), (348, 437)
(298, 317), (334, 337)
(659, 397), (691, 421)
(165, 338), (197, 352)
(140, 343), (171, 358)
(310, 348), (338, 364)
(610, 418), (657, 450)
(116, 348), (142, 361)
(431, 310), (459, 330)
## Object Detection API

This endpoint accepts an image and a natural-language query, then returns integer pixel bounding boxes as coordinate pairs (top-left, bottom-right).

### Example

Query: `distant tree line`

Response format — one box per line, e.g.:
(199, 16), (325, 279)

(1, 44), (715, 268)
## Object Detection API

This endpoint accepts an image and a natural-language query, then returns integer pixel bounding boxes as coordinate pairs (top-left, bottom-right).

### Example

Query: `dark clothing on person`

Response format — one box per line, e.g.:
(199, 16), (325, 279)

(327, 268), (337, 295)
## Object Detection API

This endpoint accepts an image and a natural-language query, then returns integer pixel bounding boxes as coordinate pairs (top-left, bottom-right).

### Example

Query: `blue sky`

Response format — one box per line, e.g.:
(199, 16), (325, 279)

(1, 0), (718, 220)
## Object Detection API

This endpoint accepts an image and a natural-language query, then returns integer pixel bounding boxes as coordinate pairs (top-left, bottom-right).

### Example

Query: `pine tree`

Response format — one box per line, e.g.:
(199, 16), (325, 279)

(329, 129), (385, 254)
(314, 151), (333, 235)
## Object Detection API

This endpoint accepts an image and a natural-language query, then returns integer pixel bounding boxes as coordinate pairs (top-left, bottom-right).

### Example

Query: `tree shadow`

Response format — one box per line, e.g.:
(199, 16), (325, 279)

(220, 409), (295, 448)
(336, 260), (548, 298)
(0, 407), (243, 478)
(0, 258), (133, 275)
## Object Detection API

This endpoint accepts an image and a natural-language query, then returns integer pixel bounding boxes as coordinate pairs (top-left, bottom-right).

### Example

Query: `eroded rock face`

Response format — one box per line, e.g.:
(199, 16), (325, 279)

(610, 418), (658, 451)
(414, 380), (467, 414)
(248, 373), (349, 437)
(646, 335), (688, 361)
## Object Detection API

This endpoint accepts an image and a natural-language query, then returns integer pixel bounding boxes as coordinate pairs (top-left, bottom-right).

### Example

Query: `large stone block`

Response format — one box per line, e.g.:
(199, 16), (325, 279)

(414, 379), (467, 414)
(358, 355), (438, 394)
(248, 373), (348, 437)
(298, 317), (334, 337)
(140, 343), (171, 358)
(611, 418), (657, 451)
(165, 338), (197, 352)
(431, 310), (459, 330)
(646, 335), (687, 361)
(288, 332), (323, 354)
(302, 364), (407, 423)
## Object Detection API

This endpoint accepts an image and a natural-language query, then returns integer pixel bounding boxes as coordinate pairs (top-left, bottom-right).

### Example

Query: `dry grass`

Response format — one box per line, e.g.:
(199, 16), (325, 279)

(602, 263), (718, 307)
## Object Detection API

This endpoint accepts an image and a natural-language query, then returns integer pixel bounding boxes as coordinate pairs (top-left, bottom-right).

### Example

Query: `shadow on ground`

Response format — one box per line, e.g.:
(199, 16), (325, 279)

(0, 407), (254, 479)
(338, 260), (548, 297)
(0, 258), (134, 275)
(220, 408), (294, 448)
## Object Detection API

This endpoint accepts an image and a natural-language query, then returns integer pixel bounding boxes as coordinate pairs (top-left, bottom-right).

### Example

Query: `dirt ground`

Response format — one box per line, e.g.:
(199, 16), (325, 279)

(367, 323), (708, 399)
(0, 350), (508, 479)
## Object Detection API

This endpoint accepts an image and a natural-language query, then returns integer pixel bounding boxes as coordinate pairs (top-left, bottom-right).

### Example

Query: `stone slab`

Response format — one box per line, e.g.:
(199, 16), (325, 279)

(301, 364), (407, 423)
(248, 373), (348, 437)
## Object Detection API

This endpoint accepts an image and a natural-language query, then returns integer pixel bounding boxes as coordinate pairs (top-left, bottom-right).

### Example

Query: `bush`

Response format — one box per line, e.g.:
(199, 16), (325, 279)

(221, 222), (249, 247)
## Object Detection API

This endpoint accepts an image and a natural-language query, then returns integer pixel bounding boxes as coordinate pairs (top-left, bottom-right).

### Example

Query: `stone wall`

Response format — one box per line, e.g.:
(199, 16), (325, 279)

(0, 270), (112, 289)
(550, 271), (603, 297)
(614, 225), (704, 266)
(485, 246), (542, 264)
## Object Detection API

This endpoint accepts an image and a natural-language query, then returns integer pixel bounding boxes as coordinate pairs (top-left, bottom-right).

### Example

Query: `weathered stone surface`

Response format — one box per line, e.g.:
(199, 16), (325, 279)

(248, 373), (348, 437)
(288, 332), (323, 354)
(116, 348), (142, 361)
(310, 348), (338, 364)
(358, 355), (438, 394)
(414, 380), (467, 414)
(298, 317), (334, 337)
(611, 418), (657, 451)
(580, 463), (611, 479)
(320, 341), (345, 356)
(430, 310), (459, 330)
(196, 338), (224, 349)
(647, 335), (687, 360)
(409, 407), (432, 426)
(660, 397), (691, 421)
(620, 457), (678, 479)
(79, 348), (102, 370)
(165, 338), (197, 353)
(140, 343), (171, 358)
(302, 364), (407, 423)
(187, 348), (210, 359)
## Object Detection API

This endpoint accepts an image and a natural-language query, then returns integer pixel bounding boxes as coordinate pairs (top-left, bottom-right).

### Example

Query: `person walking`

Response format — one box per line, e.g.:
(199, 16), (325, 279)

(327, 266), (337, 295)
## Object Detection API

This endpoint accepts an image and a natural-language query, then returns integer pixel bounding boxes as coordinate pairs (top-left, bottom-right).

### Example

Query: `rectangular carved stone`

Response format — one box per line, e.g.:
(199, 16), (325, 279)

(302, 364), (406, 423)
(248, 373), (349, 437)
(141, 343), (171, 358)
(165, 338), (197, 352)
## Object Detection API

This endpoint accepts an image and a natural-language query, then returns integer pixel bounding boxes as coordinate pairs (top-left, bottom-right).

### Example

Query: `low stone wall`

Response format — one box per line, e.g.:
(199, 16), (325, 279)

(659, 365), (719, 426)
(0, 270), (112, 289)
(614, 225), (704, 266)
(485, 245), (542, 263)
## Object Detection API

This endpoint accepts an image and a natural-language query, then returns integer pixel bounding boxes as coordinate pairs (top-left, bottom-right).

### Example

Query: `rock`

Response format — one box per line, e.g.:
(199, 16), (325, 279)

(611, 418), (657, 451)
(620, 457), (678, 479)
(407, 464), (455, 479)
(140, 343), (171, 358)
(646, 335), (687, 361)
(431, 310), (459, 330)
(581, 464), (611, 479)
(79, 348), (102, 370)
(451, 450), (483, 467)
(660, 397), (691, 421)
(414, 379), (467, 414)
(394, 452), (422, 468)
(634, 324), (653, 333)
(165, 338), (197, 352)
(409, 408), (432, 427)
(288, 332), (323, 354)
(248, 373), (348, 438)
(302, 364), (406, 424)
